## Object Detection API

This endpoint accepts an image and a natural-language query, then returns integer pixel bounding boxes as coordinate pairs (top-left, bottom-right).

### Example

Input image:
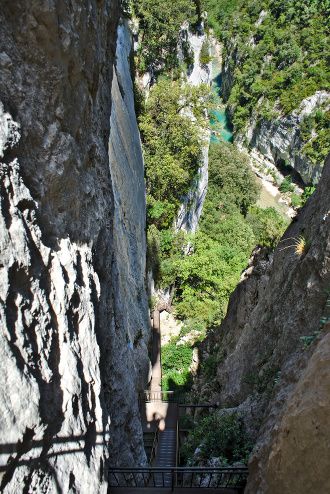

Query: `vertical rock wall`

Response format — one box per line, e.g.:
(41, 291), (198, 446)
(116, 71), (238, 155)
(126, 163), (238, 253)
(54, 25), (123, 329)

(194, 155), (330, 492)
(175, 28), (211, 233)
(248, 331), (330, 494)
(244, 91), (330, 185)
(0, 2), (149, 492)
(106, 20), (150, 467)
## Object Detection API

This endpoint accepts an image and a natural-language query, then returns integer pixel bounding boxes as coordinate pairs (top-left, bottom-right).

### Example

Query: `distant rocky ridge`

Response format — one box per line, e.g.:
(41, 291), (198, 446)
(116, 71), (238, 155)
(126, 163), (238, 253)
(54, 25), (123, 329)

(242, 91), (329, 185)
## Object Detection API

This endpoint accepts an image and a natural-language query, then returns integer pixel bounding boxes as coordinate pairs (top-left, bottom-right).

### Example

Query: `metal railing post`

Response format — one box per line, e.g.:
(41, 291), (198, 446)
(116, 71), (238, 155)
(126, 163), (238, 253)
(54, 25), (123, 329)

(171, 467), (175, 492)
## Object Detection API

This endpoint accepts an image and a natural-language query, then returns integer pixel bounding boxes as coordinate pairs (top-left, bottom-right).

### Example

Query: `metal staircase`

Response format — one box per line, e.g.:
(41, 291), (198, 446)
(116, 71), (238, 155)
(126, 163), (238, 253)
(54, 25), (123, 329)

(109, 310), (248, 492)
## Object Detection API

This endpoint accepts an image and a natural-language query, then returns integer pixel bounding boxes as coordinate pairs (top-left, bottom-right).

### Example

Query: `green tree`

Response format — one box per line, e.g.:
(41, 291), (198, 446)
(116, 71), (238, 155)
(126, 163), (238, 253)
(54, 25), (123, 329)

(199, 40), (212, 67)
(246, 206), (289, 248)
(140, 79), (209, 229)
(133, 0), (197, 72)
(279, 176), (295, 193)
(180, 412), (252, 465)
(161, 342), (193, 392)
(205, 142), (260, 216)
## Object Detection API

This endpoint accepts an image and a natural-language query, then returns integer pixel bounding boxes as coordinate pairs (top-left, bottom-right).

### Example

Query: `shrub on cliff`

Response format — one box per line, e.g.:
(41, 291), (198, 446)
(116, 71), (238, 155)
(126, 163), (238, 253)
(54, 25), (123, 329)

(247, 206), (288, 248)
(301, 108), (330, 166)
(199, 40), (212, 67)
(279, 176), (295, 193)
(180, 412), (252, 465)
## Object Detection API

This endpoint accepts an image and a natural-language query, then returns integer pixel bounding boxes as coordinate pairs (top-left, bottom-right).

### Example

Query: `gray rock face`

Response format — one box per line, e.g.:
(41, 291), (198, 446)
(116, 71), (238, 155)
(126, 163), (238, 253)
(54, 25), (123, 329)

(0, 2), (149, 492)
(246, 91), (330, 185)
(247, 331), (330, 494)
(175, 28), (211, 233)
(222, 36), (329, 185)
(107, 20), (150, 467)
(195, 154), (330, 492)
(221, 40), (237, 103)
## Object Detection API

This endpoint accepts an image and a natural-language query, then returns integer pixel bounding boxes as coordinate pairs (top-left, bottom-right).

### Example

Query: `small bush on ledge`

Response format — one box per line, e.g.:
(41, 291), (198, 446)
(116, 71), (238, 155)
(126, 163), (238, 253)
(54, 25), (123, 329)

(180, 411), (252, 466)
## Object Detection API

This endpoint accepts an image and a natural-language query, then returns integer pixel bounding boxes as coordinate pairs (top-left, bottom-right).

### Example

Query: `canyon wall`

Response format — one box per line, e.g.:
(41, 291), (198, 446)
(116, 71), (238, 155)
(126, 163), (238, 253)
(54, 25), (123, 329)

(195, 154), (330, 492)
(222, 37), (329, 186)
(175, 27), (211, 233)
(243, 91), (329, 185)
(0, 2), (149, 492)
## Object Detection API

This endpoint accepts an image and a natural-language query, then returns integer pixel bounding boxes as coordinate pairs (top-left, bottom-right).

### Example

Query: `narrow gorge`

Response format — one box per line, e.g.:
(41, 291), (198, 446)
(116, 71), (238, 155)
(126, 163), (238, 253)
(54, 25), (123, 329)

(0, 1), (329, 493)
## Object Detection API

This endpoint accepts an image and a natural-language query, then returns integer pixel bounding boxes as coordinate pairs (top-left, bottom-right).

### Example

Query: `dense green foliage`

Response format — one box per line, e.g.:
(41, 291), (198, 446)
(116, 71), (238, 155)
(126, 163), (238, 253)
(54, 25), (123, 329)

(161, 143), (287, 325)
(199, 40), (212, 66)
(181, 412), (252, 465)
(203, 0), (330, 151)
(247, 206), (288, 248)
(140, 79), (209, 230)
(132, 0), (197, 73)
(289, 184), (316, 209)
(279, 176), (295, 193)
(301, 107), (330, 166)
(301, 185), (316, 204)
(204, 143), (260, 216)
(203, 0), (244, 37)
(161, 341), (193, 392)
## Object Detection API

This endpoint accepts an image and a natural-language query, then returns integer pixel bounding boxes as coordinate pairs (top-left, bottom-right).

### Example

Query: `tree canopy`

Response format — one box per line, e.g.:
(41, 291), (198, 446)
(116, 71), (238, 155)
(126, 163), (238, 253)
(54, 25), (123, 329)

(203, 0), (330, 166)
(140, 78), (209, 229)
(132, 0), (198, 72)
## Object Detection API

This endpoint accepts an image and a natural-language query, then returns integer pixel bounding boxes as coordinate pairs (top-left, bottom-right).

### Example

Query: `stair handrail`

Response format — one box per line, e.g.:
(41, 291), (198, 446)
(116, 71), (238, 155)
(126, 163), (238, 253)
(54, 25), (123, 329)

(108, 465), (248, 490)
(175, 405), (179, 486)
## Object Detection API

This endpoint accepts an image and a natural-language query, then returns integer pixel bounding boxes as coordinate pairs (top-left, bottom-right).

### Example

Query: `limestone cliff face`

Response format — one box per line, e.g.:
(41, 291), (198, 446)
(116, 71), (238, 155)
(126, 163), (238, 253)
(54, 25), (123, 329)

(195, 155), (330, 492)
(175, 26), (211, 234)
(244, 91), (329, 185)
(222, 39), (329, 185)
(107, 20), (150, 468)
(0, 2), (149, 492)
(248, 331), (330, 494)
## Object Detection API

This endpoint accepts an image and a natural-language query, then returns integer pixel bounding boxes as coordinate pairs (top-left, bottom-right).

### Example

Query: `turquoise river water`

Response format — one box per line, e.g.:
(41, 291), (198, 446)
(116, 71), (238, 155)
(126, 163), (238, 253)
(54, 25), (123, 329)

(208, 52), (291, 216)
(209, 57), (233, 143)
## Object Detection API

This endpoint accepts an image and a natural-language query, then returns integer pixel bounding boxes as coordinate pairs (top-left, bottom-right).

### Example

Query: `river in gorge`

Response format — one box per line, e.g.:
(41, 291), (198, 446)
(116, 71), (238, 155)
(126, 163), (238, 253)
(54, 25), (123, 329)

(209, 54), (233, 143)
(209, 47), (293, 218)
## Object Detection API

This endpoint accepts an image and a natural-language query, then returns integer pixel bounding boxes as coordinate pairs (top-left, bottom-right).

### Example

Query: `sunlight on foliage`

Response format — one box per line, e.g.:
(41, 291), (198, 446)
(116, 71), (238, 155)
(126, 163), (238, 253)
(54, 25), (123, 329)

(180, 412), (252, 465)
(203, 0), (330, 152)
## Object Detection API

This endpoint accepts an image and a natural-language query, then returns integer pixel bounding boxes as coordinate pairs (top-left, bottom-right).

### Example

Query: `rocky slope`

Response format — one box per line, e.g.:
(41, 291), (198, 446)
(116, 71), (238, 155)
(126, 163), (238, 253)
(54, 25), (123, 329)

(195, 154), (330, 492)
(0, 2), (149, 492)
